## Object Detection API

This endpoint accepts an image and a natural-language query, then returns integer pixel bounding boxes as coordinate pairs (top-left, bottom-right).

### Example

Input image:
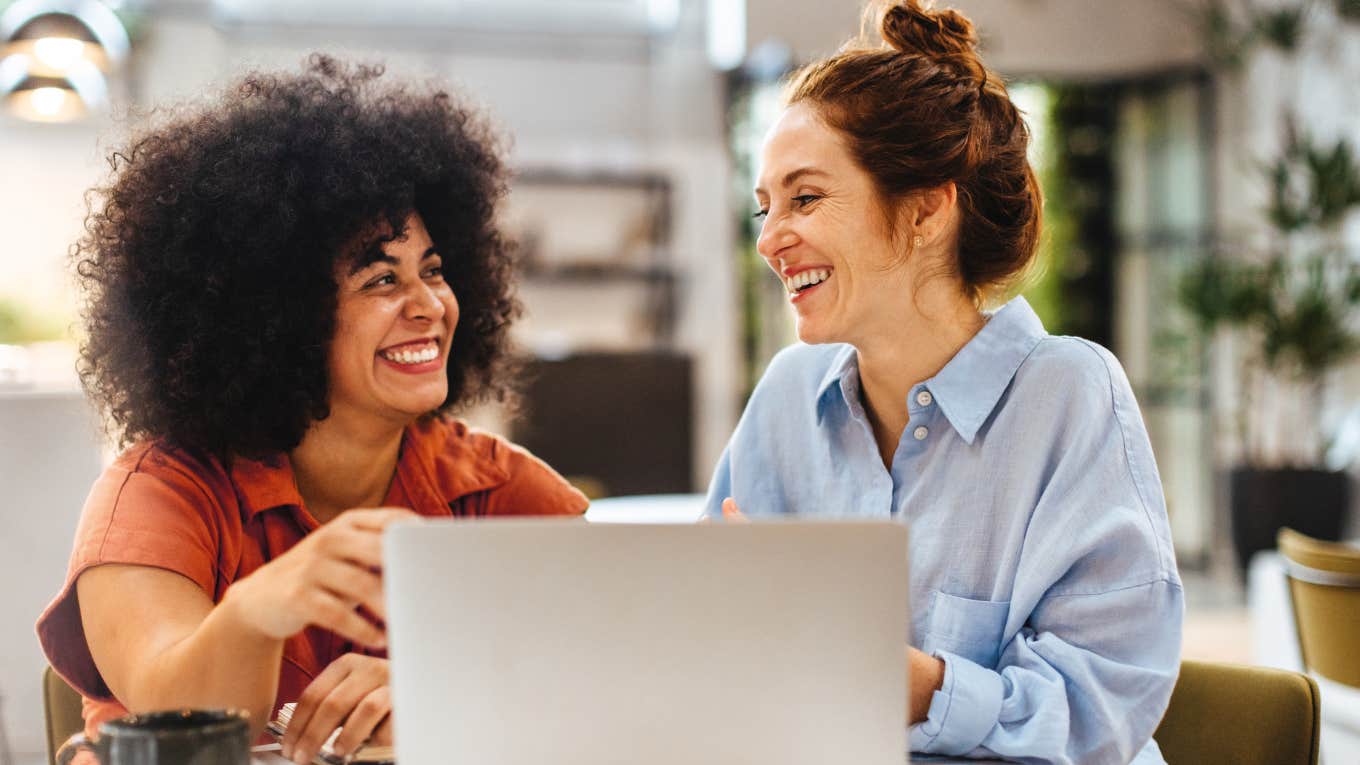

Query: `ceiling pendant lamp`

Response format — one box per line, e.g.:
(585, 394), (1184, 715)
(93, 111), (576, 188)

(0, 0), (129, 123)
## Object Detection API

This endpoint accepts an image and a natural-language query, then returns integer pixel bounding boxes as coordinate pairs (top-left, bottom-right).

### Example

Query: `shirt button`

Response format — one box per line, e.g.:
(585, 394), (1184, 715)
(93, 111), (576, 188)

(913, 426), (929, 441)
(916, 390), (933, 407)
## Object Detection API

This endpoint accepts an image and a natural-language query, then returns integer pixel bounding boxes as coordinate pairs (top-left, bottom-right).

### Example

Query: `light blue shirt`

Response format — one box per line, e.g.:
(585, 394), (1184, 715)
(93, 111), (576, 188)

(705, 297), (1183, 765)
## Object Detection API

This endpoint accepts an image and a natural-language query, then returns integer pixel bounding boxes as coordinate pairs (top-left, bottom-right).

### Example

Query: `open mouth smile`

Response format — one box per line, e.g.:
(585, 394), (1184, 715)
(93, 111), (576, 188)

(782, 267), (832, 301)
(377, 338), (442, 372)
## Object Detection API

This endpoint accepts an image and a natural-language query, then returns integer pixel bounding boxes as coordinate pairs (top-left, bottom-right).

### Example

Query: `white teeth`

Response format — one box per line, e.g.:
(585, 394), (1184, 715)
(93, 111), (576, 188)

(382, 344), (439, 365)
(783, 268), (831, 294)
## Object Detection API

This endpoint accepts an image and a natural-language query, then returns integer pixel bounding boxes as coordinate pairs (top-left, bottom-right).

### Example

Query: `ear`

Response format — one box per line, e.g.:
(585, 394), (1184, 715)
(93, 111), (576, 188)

(903, 182), (958, 245)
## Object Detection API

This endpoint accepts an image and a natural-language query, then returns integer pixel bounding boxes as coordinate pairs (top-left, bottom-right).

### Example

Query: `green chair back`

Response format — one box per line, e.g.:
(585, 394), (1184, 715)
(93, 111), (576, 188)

(1279, 527), (1360, 688)
(43, 666), (84, 765)
(1153, 660), (1319, 765)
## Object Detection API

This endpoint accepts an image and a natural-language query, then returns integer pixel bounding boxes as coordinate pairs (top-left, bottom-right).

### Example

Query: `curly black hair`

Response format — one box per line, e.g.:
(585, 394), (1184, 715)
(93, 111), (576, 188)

(74, 54), (520, 459)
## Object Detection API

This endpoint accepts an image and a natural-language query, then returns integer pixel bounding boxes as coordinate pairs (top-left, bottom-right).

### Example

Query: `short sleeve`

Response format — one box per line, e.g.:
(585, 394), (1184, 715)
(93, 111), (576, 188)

(35, 447), (227, 699)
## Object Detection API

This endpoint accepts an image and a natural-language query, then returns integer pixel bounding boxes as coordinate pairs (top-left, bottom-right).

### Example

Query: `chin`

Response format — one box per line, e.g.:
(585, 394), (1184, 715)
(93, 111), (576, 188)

(407, 393), (449, 415)
(383, 388), (448, 419)
(793, 320), (837, 346)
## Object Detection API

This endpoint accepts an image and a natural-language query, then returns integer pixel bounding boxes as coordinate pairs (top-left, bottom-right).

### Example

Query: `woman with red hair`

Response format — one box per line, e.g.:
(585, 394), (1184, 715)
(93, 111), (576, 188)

(708, 3), (1182, 763)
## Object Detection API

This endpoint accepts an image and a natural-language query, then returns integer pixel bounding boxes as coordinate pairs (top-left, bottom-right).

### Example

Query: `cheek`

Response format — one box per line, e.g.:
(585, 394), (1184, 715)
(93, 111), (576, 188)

(328, 308), (364, 371)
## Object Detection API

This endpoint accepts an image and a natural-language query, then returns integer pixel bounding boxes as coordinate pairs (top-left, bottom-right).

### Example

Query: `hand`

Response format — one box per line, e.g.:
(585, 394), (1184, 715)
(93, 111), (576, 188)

(282, 653), (392, 765)
(221, 507), (415, 649)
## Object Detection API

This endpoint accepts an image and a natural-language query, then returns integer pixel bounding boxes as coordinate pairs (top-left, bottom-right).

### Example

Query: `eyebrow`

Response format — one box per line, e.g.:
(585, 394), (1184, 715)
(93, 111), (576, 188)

(754, 167), (830, 196)
(349, 246), (440, 275)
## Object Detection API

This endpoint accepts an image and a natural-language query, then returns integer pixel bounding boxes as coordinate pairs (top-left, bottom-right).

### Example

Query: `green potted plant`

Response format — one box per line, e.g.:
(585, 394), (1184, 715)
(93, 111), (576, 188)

(1180, 124), (1360, 574)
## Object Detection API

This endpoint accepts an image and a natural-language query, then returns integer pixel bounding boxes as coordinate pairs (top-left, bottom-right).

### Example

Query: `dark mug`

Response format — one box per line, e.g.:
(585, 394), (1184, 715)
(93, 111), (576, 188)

(56, 709), (250, 765)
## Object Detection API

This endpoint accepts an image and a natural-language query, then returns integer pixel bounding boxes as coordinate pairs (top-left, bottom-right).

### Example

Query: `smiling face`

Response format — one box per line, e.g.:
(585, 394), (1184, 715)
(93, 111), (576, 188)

(327, 211), (459, 427)
(754, 102), (917, 346)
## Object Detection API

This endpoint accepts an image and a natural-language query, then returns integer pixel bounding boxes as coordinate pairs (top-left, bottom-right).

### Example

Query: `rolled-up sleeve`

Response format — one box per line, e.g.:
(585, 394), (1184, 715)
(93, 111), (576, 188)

(912, 579), (1183, 763)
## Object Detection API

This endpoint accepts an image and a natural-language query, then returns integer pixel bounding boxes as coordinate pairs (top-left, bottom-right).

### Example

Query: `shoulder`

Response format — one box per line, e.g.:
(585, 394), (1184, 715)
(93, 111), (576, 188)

(1013, 335), (1136, 421)
(411, 415), (533, 476)
(1020, 335), (1122, 393)
(91, 441), (233, 523)
(111, 440), (221, 480)
(415, 416), (587, 516)
(763, 341), (849, 380)
(749, 342), (851, 405)
(722, 343), (850, 471)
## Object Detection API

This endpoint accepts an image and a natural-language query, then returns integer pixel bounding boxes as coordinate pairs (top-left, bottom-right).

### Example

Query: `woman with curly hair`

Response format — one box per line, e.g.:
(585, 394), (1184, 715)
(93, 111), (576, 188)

(709, 1), (1181, 762)
(37, 55), (586, 765)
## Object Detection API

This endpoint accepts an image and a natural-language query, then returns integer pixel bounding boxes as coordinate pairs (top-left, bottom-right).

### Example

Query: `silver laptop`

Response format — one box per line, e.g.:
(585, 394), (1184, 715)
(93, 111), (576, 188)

(384, 518), (909, 765)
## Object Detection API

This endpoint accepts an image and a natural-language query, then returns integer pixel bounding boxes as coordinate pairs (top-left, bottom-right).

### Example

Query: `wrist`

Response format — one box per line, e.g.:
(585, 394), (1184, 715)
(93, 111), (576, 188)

(907, 647), (945, 725)
(215, 579), (282, 645)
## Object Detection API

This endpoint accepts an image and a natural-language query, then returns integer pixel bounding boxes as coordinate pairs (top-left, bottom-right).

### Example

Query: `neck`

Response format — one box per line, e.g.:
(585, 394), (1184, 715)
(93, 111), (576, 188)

(289, 409), (406, 524)
(854, 287), (985, 468)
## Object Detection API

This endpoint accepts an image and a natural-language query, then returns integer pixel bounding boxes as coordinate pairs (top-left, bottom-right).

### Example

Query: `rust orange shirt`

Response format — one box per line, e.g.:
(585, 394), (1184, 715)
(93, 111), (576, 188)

(36, 415), (587, 740)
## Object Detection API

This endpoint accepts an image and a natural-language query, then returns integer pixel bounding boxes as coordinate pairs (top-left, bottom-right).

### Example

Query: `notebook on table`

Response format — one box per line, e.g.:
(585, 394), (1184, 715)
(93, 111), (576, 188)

(266, 702), (394, 764)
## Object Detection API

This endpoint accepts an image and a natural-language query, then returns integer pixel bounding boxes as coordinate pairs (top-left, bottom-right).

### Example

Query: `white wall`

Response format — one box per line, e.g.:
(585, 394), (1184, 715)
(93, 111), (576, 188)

(0, 391), (105, 760)
(0, 120), (107, 336)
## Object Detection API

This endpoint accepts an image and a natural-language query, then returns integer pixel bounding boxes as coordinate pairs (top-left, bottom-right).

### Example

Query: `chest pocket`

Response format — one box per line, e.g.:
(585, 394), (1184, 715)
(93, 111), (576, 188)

(921, 590), (1011, 669)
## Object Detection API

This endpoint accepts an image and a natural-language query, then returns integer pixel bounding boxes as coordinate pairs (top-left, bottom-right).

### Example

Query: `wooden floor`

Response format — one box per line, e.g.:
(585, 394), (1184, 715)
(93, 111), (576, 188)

(1182, 607), (1253, 664)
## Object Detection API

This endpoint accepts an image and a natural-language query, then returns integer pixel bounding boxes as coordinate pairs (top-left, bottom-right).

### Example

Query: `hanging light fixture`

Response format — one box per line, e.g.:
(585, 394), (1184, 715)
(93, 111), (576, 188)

(0, 0), (129, 123)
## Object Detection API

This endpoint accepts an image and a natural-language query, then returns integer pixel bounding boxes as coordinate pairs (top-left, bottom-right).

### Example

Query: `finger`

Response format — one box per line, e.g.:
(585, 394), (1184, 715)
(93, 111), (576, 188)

(330, 686), (391, 758)
(309, 558), (386, 621)
(306, 590), (387, 649)
(319, 524), (386, 571)
(721, 498), (749, 522)
(340, 507), (419, 532)
(283, 656), (355, 759)
(292, 672), (372, 765)
(370, 714), (394, 746)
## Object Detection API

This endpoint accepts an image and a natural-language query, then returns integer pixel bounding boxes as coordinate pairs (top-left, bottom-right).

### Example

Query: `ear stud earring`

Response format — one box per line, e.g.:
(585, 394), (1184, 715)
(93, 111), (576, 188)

(913, 235), (924, 248)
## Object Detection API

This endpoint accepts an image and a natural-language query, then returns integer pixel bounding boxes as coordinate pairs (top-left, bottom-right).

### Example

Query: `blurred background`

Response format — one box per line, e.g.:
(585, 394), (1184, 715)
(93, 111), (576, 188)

(1, 0), (1358, 762)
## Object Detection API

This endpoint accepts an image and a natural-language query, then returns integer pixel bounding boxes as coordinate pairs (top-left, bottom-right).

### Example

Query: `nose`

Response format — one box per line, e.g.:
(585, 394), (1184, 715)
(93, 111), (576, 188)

(402, 280), (445, 323)
(755, 212), (797, 263)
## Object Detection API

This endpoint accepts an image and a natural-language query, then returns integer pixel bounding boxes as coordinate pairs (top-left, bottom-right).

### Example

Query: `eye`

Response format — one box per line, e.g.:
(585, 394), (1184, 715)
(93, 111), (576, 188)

(792, 194), (821, 208)
(364, 273), (396, 289)
(752, 209), (769, 220)
(422, 265), (444, 280)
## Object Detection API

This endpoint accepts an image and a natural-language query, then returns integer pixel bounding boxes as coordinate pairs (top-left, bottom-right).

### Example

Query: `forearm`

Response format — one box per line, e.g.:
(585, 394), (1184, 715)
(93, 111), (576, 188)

(121, 589), (285, 737)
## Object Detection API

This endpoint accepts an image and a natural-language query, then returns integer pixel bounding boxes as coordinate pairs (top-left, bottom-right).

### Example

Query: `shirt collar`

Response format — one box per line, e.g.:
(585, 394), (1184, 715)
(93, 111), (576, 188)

(230, 453), (305, 522)
(814, 296), (1046, 445)
(815, 343), (860, 412)
(926, 296), (1047, 444)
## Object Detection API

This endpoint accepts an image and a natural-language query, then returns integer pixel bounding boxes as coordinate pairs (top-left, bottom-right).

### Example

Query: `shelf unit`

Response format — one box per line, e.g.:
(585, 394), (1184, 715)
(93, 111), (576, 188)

(507, 167), (679, 346)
